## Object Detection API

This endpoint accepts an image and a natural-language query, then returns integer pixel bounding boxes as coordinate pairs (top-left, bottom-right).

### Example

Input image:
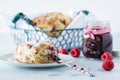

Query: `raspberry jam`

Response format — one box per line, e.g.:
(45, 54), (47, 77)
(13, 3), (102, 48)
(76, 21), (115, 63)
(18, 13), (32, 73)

(82, 21), (113, 59)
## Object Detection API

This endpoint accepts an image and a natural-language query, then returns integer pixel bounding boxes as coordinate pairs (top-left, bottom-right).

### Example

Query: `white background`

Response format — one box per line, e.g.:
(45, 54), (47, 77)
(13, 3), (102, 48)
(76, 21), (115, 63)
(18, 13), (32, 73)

(0, 0), (120, 32)
(0, 1), (120, 80)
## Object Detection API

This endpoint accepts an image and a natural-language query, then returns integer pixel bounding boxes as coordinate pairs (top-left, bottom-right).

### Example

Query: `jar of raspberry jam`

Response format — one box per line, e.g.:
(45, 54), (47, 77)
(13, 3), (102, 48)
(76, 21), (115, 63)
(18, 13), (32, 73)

(82, 21), (113, 59)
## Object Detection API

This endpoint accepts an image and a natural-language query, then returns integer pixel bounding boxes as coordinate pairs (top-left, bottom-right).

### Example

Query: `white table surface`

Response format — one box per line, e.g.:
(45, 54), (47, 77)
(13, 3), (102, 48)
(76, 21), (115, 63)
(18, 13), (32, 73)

(0, 0), (120, 79)
(0, 34), (120, 80)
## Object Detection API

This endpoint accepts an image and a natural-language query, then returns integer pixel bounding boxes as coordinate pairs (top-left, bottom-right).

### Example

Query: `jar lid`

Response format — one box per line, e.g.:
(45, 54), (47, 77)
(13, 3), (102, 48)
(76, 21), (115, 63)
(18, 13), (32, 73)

(85, 21), (111, 39)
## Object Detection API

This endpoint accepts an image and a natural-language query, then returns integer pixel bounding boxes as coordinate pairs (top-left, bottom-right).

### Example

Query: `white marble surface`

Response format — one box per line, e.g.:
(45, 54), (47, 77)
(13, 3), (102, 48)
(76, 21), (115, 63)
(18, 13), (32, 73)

(0, 53), (120, 80)
(0, 33), (120, 80)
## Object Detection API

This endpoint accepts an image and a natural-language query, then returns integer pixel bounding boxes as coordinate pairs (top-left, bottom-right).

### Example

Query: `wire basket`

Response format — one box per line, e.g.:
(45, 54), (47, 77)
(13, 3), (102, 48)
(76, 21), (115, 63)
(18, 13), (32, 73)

(10, 12), (84, 50)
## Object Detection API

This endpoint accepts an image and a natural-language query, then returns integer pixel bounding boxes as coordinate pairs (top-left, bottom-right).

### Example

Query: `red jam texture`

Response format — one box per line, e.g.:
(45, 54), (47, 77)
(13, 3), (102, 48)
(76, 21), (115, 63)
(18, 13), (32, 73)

(82, 32), (112, 58)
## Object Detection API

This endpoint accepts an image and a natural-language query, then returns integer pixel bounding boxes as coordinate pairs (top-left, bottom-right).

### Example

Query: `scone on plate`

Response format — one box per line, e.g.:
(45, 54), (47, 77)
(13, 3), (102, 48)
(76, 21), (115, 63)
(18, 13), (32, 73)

(14, 40), (60, 64)
(32, 12), (73, 37)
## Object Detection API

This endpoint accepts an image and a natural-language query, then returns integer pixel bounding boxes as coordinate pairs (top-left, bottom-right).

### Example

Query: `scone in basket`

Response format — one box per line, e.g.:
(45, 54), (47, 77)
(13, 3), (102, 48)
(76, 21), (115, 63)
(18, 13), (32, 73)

(10, 12), (84, 50)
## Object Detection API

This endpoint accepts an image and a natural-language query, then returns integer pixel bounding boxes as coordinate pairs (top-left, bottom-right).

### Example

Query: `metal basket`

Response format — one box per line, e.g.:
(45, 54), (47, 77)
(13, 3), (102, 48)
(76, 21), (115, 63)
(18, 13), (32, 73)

(10, 12), (84, 50)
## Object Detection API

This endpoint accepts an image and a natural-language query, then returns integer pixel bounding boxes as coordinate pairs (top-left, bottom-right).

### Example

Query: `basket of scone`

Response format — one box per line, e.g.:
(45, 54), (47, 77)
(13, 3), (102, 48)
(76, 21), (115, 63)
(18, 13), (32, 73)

(10, 10), (89, 50)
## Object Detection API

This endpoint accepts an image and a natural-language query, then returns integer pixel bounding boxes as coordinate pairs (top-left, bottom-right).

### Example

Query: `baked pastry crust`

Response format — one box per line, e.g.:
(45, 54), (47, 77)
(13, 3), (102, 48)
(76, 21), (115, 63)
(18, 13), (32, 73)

(14, 40), (59, 64)
(32, 12), (72, 37)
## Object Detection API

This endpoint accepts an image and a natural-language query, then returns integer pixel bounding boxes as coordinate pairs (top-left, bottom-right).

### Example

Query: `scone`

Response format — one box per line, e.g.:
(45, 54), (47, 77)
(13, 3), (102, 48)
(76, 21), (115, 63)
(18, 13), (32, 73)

(32, 12), (72, 37)
(14, 40), (60, 64)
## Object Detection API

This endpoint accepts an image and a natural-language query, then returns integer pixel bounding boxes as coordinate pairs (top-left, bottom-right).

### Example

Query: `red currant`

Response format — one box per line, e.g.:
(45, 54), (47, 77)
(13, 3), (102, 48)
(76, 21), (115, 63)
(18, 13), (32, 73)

(59, 48), (68, 55)
(102, 60), (114, 71)
(70, 48), (80, 58)
(101, 52), (113, 61)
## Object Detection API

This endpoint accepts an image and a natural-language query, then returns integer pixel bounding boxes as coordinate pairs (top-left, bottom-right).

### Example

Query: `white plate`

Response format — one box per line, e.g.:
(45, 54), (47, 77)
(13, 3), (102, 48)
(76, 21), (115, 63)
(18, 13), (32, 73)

(0, 53), (74, 67)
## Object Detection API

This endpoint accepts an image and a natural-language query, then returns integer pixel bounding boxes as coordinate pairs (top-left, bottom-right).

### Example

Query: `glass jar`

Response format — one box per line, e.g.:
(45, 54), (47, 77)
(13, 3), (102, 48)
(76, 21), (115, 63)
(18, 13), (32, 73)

(82, 21), (113, 59)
